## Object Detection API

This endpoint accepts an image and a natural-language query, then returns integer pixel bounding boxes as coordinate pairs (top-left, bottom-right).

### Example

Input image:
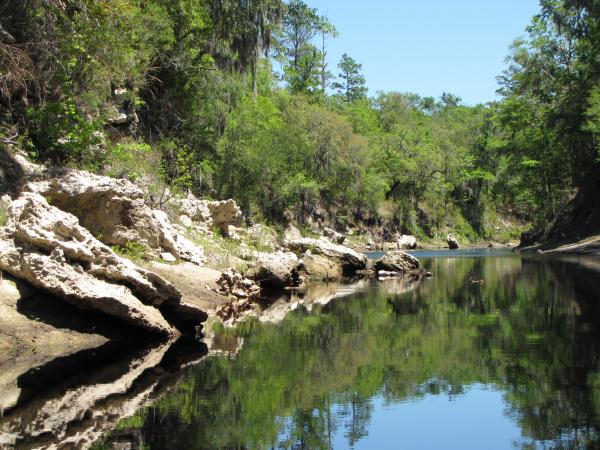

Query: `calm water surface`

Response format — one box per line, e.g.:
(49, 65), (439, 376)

(12, 251), (600, 449)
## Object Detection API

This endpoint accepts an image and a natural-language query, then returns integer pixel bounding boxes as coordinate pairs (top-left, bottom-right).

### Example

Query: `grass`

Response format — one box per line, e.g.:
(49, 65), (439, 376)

(193, 231), (254, 271)
(111, 241), (150, 264)
(0, 202), (7, 227)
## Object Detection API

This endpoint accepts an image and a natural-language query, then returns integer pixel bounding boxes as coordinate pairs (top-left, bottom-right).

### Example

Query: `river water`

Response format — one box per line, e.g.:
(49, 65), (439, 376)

(4, 250), (600, 449)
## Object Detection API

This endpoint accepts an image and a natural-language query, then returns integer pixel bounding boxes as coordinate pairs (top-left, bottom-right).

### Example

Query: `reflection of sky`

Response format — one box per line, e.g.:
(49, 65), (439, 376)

(366, 249), (517, 260)
(330, 384), (522, 450)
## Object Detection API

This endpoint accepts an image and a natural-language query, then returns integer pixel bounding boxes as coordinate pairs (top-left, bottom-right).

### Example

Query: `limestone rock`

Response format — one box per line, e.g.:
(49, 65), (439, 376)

(160, 252), (177, 263)
(171, 193), (242, 237)
(152, 210), (205, 265)
(285, 237), (368, 273)
(246, 250), (300, 288)
(447, 234), (459, 249)
(25, 170), (205, 265)
(148, 262), (228, 321)
(323, 227), (346, 244)
(176, 193), (213, 224)
(283, 224), (302, 241)
(206, 199), (242, 236)
(0, 276), (108, 407)
(374, 250), (424, 277)
(398, 235), (418, 250)
(179, 214), (193, 228)
(0, 193), (204, 336)
(299, 250), (343, 282)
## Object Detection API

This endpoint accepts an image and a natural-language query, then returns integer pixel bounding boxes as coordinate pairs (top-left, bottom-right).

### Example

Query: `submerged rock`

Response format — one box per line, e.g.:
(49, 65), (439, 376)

(0, 193), (205, 336)
(285, 237), (368, 273)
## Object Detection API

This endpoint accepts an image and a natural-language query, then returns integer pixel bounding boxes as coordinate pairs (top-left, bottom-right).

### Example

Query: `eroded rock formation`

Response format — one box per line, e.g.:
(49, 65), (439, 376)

(171, 194), (242, 237)
(24, 170), (205, 265)
(285, 237), (368, 273)
(398, 235), (418, 250)
(374, 250), (425, 278)
(0, 193), (206, 336)
(246, 250), (300, 288)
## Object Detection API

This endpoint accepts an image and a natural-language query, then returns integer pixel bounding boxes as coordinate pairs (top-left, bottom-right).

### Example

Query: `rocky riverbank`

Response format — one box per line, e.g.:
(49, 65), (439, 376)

(0, 149), (429, 359)
(0, 149), (436, 449)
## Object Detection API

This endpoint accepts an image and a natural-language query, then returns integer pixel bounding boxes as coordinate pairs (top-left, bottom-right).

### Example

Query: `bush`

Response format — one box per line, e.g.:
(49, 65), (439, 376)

(26, 99), (105, 167)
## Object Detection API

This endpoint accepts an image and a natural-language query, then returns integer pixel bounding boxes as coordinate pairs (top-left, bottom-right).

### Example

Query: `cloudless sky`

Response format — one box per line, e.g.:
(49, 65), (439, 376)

(307, 0), (541, 105)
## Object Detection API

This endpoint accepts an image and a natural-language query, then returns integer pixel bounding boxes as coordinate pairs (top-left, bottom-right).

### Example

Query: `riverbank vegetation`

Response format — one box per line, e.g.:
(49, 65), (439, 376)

(1, 0), (599, 244)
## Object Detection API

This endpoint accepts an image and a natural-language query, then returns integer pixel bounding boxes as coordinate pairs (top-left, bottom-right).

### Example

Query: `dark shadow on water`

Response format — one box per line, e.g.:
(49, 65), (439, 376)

(0, 335), (208, 449)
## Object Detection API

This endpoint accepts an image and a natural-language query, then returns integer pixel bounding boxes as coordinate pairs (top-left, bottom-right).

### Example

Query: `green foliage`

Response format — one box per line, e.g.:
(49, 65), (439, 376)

(105, 141), (154, 181)
(332, 53), (367, 102)
(11, 0), (591, 241)
(111, 241), (150, 264)
(26, 99), (104, 167)
(0, 201), (7, 227)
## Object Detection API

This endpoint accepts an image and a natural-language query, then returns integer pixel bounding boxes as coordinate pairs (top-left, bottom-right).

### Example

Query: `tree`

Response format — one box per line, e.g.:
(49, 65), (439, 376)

(496, 0), (600, 233)
(317, 17), (338, 93)
(207, 0), (284, 98)
(275, 0), (323, 95)
(332, 54), (367, 102)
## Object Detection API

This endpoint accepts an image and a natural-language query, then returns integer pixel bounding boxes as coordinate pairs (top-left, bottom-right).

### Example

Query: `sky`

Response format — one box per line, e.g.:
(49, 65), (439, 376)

(307, 0), (541, 105)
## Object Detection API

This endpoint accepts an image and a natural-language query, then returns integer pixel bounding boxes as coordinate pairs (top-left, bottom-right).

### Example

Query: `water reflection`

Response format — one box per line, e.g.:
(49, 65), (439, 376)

(0, 337), (207, 449)
(88, 253), (600, 450)
(5, 253), (600, 449)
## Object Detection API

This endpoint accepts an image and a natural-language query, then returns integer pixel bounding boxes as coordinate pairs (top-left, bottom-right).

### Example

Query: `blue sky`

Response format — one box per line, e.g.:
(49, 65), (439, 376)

(307, 0), (541, 105)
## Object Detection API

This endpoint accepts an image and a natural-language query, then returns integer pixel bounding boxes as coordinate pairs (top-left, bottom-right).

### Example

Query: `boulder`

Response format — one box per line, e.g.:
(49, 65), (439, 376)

(323, 227), (346, 244)
(299, 250), (343, 282)
(160, 252), (177, 263)
(398, 235), (418, 250)
(206, 199), (242, 236)
(283, 224), (302, 241)
(179, 214), (193, 228)
(246, 250), (300, 288)
(447, 234), (459, 250)
(24, 170), (205, 265)
(0, 193), (205, 336)
(171, 194), (242, 237)
(374, 250), (424, 277)
(152, 210), (205, 265)
(174, 193), (213, 234)
(285, 237), (368, 273)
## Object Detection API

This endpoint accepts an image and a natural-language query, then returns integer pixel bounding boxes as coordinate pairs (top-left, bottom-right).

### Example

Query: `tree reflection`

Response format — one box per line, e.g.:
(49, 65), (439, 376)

(94, 255), (600, 450)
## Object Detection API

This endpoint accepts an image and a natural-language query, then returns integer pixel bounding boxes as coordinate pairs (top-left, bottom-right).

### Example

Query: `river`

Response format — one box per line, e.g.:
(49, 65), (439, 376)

(4, 250), (600, 449)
